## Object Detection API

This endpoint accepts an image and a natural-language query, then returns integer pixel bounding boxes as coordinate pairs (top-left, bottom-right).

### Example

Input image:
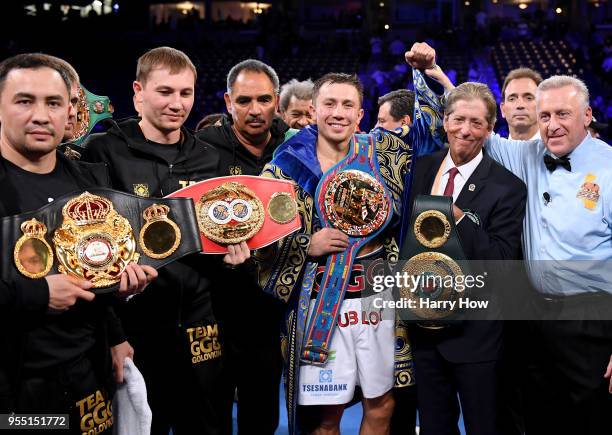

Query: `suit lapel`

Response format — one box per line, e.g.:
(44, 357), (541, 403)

(455, 154), (493, 209)
(417, 150), (447, 195)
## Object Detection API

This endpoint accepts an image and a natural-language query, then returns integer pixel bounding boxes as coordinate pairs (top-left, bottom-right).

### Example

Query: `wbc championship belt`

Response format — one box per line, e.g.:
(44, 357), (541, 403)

(166, 175), (301, 253)
(69, 85), (113, 146)
(2, 189), (201, 294)
(301, 134), (393, 365)
(398, 194), (468, 325)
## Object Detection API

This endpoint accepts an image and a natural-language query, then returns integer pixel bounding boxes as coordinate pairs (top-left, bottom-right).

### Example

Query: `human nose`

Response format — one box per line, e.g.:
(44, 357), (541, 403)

(459, 121), (471, 136)
(547, 115), (561, 133)
(248, 101), (263, 116)
(168, 93), (182, 110)
(31, 101), (51, 125)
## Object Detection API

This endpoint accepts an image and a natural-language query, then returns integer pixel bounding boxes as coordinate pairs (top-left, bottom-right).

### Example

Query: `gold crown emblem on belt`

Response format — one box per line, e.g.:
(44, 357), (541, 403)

(143, 203), (170, 221)
(65, 193), (113, 225)
(20, 219), (48, 237)
(53, 192), (139, 287)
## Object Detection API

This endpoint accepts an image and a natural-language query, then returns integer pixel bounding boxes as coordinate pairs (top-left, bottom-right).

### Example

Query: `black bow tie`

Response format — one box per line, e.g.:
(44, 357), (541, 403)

(544, 154), (571, 172)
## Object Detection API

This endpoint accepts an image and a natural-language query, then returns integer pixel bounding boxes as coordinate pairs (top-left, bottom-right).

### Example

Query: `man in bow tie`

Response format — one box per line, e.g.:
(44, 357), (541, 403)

(486, 75), (612, 435)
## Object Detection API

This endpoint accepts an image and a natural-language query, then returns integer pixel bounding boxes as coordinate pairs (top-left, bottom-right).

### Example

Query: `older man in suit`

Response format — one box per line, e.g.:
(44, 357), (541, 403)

(406, 82), (527, 435)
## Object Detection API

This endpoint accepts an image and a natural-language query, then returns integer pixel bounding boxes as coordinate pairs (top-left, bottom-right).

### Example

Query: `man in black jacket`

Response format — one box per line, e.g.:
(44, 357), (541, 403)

(196, 59), (290, 435)
(0, 53), (155, 434)
(83, 47), (249, 435)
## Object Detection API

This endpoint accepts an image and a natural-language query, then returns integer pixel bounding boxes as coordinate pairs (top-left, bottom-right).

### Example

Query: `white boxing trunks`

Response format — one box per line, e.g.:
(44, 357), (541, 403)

(298, 291), (395, 405)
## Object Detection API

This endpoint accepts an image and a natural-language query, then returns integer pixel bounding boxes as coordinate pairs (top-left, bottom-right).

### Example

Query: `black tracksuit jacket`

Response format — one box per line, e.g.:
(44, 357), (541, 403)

(0, 152), (122, 411)
(83, 118), (221, 334)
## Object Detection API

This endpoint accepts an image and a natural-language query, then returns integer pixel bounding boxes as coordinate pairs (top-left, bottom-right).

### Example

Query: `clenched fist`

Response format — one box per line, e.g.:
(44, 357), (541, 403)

(405, 42), (437, 70)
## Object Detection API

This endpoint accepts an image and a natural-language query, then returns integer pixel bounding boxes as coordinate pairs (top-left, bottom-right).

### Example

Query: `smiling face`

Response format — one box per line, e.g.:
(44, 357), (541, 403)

(224, 70), (278, 145)
(500, 77), (538, 132)
(0, 67), (69, 157)
(314, 81), (364, 147)
(133, 66), (195, 140)
(281, 95), (314, 129)
(443, 98), (493, 166)
(537, 85), (591, 157)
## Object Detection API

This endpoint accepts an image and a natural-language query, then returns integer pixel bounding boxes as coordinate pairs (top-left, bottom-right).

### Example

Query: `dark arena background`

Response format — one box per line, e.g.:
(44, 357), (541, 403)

(1, 2), (610, 434)
(1, 0), (610, 139)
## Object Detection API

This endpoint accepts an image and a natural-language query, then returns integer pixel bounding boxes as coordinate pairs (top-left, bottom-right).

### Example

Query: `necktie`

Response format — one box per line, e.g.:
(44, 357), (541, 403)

(443, 167), (459, 197)
(544, 154), (571, 172)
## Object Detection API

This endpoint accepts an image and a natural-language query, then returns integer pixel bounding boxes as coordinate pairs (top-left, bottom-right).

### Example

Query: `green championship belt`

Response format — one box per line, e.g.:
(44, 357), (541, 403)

(69, 85), (113, 146)
(398, 194), (468, 326)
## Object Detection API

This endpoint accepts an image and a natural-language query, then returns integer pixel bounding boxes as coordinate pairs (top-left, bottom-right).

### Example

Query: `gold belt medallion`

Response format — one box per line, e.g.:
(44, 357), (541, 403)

(53, 192), (139, 288)
(413, 210), (451, 248)
(139, 204), (181, 259)
(196, 181), (264, 244)
(14, 219), (54, 279)
(268, 192), (298, 224)
(399, 252), (463, 320)
(323, 169), (389, 236)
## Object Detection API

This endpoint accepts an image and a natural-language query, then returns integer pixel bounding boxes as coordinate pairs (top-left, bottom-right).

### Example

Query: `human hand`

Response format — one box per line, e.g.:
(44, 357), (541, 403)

(452, 204), (465, 222)
(405, 42), (436, 70)
(604, 353), (612, 394)
(308, 228), (349, 257)
(223, 241), (251, 267)
(45, 274), (94, 311)
(110, 341), (134, 384)
(118, 263), (158, 297)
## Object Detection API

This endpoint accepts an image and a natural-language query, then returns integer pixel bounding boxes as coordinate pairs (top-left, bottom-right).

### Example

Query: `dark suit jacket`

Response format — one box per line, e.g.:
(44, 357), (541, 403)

(408, 149), (527, 363)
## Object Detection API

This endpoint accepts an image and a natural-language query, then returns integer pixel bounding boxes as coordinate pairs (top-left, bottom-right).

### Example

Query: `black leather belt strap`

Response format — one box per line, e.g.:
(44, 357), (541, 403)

(1, 188), (201, 294)
(398, 194), (469, 325)
(400, 194), (466, 261)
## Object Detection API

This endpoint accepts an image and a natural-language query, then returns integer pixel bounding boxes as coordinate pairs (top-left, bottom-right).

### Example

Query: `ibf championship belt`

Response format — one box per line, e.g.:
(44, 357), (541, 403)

(166, 175), (301, 253)
(398, 194), (468, 325)
(301, 134), (393, 365)
(69, 85), (113, 146)
(2, 189), (201, 294)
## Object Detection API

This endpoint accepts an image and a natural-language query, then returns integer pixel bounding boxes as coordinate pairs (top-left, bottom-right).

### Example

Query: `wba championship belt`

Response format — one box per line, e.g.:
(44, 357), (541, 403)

(1, 189), (201, 294)
(166, 175), (301, 253)
(301, 134), (393, 365)
(69, 85), (113, 146)
(398, 194), (468, 325)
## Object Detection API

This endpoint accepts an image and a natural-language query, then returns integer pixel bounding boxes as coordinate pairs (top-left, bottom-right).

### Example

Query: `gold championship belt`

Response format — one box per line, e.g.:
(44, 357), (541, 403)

(3, 189), (202, 293)
(167, 175), (301, 254)
(398, 195), (468, 325)
(53, 193), (139, 288)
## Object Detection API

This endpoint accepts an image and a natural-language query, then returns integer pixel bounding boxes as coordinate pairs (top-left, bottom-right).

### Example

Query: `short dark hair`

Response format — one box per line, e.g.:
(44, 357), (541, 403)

(136, 46), (197, 84)
(501, 67), (543, 101)
(377, 89), (415, 121)
(226, 59), (280, 95)
(313, 73), (364, 107)
(0, 53), (72, 95)
(49, 55), (80, 88)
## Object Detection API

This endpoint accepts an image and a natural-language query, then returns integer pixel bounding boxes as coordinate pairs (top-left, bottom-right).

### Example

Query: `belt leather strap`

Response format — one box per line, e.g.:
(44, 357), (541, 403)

(398, 194), (468, 324)
(1, 188), (201, 294)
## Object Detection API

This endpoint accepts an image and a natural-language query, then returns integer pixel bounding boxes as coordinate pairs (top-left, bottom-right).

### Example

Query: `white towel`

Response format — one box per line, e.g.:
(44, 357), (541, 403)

(113, 358), (152, 435)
